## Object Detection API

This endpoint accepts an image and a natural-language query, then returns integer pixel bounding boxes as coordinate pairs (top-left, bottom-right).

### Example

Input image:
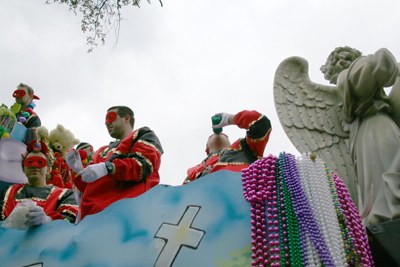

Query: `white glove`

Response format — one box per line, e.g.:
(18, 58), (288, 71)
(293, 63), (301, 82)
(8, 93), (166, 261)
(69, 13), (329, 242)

(78, 162), (107, 183)
(66, 150), (83, 173)
(212, 112), (231, 128)
(2, 199), (37, 230)
(26, 206), (51, 226)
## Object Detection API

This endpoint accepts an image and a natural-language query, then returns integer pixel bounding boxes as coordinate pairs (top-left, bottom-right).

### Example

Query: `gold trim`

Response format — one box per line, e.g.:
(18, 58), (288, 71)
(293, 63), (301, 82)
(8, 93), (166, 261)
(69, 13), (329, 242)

(225, 141), (243, 152)
(113, 150), (124, 155)
(136, 152), (154, 173)
(57, 189), (68, 200)
(183, 178), (192, 184)
(24, 114), (37, 125)
(99, 148), (107, 158)
(1, 186), (13, 220)
(99, 147), (117, 159)
(14, 185), (56, 202)
(48, 186), (56, 200)
(248, 114), (265, 128)
(131, 130), (139, 143)
(214, 161), (249, 167)
(57, 204), (79, 212)
(59, 209), (78, 216)
(16, 197), (50, 202)
(195, 171), (205, 179)
(248, 128), (271, 143)
(137, 140), (162, 155)
(15, 184), (25, 197)
(132, 157), (143, 180)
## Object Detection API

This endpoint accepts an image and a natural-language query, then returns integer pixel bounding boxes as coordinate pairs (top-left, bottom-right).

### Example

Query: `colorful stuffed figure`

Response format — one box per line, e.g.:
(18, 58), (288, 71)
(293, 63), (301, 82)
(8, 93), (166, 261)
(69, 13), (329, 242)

(48, 124), (80, 158)
(36, 125), (49, 143)
(0, 106), (17, 140)
(38, 124), (80, 190)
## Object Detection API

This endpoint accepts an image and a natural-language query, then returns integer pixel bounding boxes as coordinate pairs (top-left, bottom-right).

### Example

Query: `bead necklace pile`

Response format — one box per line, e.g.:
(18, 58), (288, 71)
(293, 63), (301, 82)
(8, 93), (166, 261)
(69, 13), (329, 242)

(331, 168), (374, 266)
(242, 155), (273, 267)
(278, 153), (303, 266)
(324, 164), (357, 265)
(298, 154), (346, 266)
(282, 152), (334, 267)
(242, 152), (373, 267)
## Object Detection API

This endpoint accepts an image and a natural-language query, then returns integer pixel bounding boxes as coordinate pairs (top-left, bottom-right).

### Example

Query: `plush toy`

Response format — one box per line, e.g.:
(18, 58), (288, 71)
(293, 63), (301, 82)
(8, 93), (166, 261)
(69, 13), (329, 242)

(44, 124), (79, 190)
(36, 126), (49, 143)
(48, 124), (80, 158)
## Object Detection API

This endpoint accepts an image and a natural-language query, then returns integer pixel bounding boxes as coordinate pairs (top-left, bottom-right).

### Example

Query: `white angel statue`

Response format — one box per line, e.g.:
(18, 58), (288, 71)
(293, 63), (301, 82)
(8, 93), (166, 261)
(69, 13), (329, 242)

(274, 46), (400, 226)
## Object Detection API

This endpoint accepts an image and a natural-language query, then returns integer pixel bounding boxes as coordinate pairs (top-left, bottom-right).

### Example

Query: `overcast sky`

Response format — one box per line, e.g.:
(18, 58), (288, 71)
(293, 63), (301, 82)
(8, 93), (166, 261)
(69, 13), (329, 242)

(1, 0), (400, 185)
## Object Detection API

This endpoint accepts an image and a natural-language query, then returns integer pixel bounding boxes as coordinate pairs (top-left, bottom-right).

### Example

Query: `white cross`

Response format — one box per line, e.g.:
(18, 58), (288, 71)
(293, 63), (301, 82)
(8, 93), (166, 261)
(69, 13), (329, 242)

(154, 206), (205, 267)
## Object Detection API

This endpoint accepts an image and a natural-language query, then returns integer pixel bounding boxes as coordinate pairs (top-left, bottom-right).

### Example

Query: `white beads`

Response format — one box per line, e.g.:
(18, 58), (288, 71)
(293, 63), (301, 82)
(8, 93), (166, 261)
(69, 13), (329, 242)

(297, 154), (348, 267)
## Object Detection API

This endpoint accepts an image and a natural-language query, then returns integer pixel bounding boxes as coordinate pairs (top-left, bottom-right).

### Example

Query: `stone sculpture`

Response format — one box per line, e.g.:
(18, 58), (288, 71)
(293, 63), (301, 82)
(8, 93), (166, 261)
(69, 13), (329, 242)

(273, 47), (400, 225)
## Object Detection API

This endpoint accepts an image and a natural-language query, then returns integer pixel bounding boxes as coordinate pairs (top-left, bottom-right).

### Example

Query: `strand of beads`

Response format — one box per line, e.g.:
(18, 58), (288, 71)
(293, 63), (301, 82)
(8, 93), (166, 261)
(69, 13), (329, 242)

(324, 164), (351, 266)
(275, 156), (288, 267)
(242, 155), (276, 267)
(282, 152), (334, 267)
(332, 171), (374, 266)
(278, 153), (303, 266)
(297, 154), (322, 267)
(300, 155), (347, 267)
(281, 152), (317, 266)
(265, 155), (282, 267)
(329, 169), (360, 266)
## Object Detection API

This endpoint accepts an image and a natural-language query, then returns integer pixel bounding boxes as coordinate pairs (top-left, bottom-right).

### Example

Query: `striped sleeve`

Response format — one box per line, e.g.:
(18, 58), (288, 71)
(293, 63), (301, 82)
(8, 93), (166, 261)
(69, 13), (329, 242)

(234, 110), (272, 158)
(112, 127), (163, 182)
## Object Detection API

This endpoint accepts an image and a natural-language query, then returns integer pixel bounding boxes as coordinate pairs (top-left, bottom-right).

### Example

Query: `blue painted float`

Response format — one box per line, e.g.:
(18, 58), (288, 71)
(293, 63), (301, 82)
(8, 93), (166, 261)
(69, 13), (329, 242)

(0, 171), (253, 267)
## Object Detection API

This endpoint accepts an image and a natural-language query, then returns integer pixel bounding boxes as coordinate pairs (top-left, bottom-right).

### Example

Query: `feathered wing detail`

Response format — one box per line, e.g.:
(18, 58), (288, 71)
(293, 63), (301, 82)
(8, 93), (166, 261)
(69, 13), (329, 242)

(273, 56), (358, 206)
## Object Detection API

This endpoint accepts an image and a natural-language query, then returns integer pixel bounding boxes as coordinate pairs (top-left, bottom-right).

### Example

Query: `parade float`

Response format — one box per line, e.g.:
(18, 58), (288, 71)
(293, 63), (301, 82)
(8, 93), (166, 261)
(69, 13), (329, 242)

(0, 157), (374, 266)
(3, 46), (400, 266)
(0, 107), (373, 266)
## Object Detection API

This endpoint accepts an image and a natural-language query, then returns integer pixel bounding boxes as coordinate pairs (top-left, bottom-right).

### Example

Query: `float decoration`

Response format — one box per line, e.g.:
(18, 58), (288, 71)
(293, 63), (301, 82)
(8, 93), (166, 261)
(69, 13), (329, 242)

(0, 106), (27, 142)
(242, 153), (373, 267)
(0, 153), (374, 267)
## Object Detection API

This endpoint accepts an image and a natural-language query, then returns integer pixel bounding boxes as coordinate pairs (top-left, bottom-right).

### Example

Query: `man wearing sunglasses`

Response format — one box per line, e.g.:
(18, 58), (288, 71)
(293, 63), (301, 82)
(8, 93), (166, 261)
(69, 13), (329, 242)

(0, 140), (79, 225)
(66, 106), (163, 220)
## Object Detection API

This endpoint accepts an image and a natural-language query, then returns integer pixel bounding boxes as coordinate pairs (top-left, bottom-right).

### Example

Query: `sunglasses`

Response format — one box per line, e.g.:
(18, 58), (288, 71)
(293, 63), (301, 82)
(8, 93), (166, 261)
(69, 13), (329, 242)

(23, 156), (47, 168)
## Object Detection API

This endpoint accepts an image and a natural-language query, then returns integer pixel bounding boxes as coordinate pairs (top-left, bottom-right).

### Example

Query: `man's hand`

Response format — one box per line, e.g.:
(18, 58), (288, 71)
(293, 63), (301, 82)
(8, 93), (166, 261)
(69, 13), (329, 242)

(66, 150), (83, 173)
(78, 162), (107, 183)
(212, 113), (235, 128)
(26, 206), (51, 226)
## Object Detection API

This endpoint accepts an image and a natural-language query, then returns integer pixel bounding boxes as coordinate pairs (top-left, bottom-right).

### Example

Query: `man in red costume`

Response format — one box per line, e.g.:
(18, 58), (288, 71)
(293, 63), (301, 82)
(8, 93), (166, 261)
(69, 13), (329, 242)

(13, 83), (41, 129)
(66, 106), (163, 220)
(12, 83), (41, 144)
(0, 140), (79, 224)
(183, 110), (271, 184)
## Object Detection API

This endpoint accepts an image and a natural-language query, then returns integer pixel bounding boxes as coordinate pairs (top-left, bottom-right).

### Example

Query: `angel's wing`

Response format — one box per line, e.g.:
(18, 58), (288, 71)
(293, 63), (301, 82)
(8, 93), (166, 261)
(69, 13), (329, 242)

(273, 56), (358, 206)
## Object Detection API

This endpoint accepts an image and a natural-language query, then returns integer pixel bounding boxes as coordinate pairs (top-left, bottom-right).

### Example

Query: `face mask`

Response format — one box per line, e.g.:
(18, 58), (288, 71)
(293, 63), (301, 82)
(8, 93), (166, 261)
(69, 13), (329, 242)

(13, 89), (27, 98)
(106, 111), (118, 124)
(23, 156), (47, 168)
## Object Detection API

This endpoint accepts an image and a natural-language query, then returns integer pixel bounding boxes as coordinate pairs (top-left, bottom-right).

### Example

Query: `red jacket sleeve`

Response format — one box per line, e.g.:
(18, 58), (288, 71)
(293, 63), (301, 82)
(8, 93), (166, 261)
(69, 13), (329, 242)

(234, 110), (272, 158)
(110, 127), (163, 182)
(46, 188), (79, 223)
(72, 173), (88, 193)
